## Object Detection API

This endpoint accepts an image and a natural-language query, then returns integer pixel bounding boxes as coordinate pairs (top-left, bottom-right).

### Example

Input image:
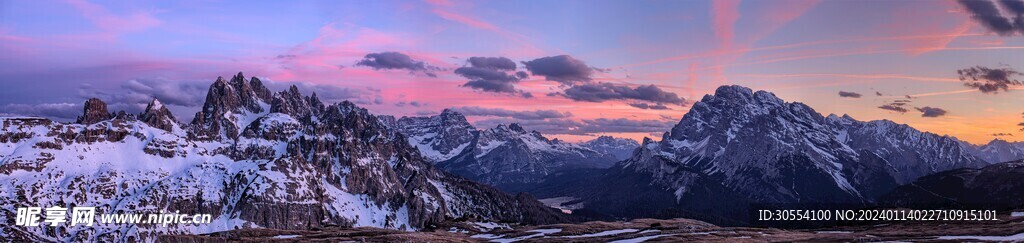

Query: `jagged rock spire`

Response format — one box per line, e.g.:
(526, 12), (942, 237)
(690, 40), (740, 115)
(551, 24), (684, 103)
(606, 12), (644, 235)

(189, 72), (273, 140)
(269, 85), (325, 118)
(76, 98), (112, 125)
(140, 98), (180, 132)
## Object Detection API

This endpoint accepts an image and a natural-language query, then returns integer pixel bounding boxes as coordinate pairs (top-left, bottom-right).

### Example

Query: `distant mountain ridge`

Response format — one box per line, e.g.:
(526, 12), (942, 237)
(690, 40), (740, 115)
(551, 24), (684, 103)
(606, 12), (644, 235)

(965, 139), (1024, 163)
(390, 111), (634, 192)
(581, 136), (640, 161)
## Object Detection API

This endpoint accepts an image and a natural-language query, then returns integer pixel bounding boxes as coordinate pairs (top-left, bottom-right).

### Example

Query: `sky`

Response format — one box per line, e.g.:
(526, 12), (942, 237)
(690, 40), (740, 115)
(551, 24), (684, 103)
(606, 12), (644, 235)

(1, 0), (1023, 144)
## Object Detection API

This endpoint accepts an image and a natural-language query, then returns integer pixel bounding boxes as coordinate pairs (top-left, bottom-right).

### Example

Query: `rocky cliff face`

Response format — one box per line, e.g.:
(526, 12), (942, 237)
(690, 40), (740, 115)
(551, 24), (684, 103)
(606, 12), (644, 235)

(76, 98), (113, 125)
(188, 72), (273, 141)
(0, 73), (571, 242)
(139, 98), (180, 132)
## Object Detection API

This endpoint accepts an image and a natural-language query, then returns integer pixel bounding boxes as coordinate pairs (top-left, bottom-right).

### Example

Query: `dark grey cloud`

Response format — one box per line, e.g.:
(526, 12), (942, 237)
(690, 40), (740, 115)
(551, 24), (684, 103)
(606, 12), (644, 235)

(455, 56), (532, 98)
(522, 55), (595, 85)
(455, 64), (521, 82)
(957, 65), (1023, 93)
(628, 103), (671, 110)
(0, 103), (81, 121)
(838, 91), (862, 98)
(957, 0), (1024, 35)
(557, 82), (685, 105)
(462, 79), (518, 93)
(394, 101), (427, 107)
(467, 57), (517, 70)
(355, 52), (439, 77)
(1019, 112), (1024, 131)
(878, 102), (909, 113)
(473, 117), (674, 136)
(414, 110), (437, 116)
(1004, 0), (1024, 14)
(915, 106), (948, 117)
(452, 106), (572, 120)
(875, 91), (883, 96)
(992, 132), (1014, 136)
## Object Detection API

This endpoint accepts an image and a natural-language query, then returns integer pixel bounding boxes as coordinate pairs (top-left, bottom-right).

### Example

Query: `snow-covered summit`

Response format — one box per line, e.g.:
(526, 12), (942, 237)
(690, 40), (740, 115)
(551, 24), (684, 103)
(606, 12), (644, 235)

(621, 84), (986, 205)
(395, 109), (476, 162)
(581, 136), (640, 160)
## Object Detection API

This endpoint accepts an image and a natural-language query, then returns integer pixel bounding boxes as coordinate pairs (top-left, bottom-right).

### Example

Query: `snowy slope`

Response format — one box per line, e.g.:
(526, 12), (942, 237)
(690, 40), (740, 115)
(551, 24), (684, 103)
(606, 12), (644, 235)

(0, 73), (570, 242)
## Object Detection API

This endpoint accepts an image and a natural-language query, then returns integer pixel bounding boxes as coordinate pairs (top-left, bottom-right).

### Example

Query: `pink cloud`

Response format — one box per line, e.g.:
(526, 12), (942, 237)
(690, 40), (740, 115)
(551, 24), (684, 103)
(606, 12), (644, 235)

(880, 0), (974, 55)
(428, 6), (545, 56)
(64, 0), (162, 41)
(423, 0), (454, 7)
(745, 0), (820, 42)
(711, 0), (741, 50)
(432, 9), (499, 31)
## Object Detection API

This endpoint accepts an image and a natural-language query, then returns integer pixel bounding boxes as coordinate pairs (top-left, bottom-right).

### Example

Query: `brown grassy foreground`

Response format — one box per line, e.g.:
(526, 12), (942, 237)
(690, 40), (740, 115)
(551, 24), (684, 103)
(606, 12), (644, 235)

(161, 214), (1024, 242)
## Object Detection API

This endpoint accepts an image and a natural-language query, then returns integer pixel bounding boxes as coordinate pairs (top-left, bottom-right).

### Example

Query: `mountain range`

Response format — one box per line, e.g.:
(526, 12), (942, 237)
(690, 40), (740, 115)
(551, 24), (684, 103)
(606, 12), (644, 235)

(529, 85), (1008, 225)
(386, 110), (635, 192)
(0, 73), (570, 241)
(966, 139), (1024, 164)
(4, 74), (1024, 240)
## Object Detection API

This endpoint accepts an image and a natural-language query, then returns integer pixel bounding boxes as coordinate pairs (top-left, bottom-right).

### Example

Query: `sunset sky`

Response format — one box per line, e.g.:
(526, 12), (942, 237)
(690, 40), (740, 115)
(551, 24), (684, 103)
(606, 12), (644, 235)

(1, 0), (1023, 144)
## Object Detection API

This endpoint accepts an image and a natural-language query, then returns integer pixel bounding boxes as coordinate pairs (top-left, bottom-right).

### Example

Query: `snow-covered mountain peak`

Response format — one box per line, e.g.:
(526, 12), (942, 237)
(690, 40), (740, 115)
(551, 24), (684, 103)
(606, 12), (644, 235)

(971, 138), (1024, 163)
(581, 136), (640, 160)
(140, 98), (180, 132)
(189, 73), (273, 140)
(618, 85), (986, 206)
(395, 109), (476, 162)
(269, 84), (323, 118)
